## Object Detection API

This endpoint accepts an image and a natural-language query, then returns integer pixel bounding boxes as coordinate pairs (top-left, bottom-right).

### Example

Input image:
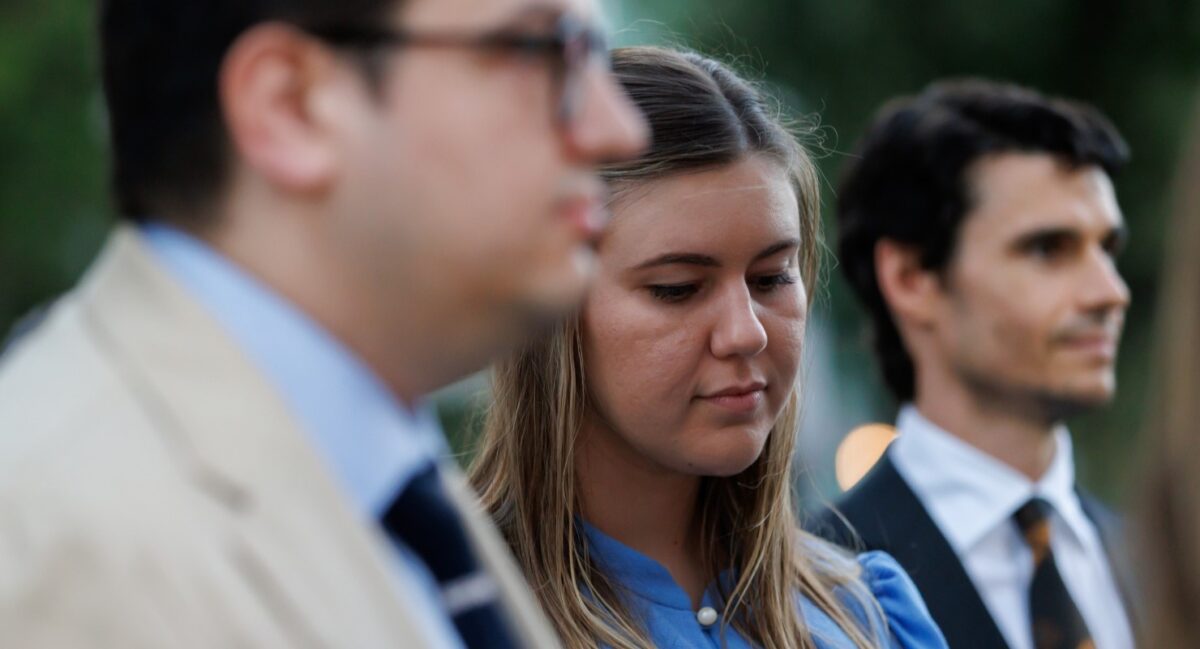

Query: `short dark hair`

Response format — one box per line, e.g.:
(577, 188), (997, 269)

(836, 79), (1129, 402)
(100, 0), (396, 223)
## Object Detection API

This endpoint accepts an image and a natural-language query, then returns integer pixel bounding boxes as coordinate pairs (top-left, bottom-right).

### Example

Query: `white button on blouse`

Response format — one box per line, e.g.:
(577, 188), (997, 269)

(696, 607), (719, 627)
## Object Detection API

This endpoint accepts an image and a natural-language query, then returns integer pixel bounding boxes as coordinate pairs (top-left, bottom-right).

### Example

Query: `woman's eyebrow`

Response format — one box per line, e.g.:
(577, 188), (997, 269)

(753, 239), (800, 261)
(632, 252), (720, 270)
(631, 238), (800, 271)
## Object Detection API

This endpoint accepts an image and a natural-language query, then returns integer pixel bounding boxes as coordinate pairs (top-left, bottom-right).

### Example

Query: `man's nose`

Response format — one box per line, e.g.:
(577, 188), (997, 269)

(560, 67), (649, 164)
(1080, 248), (1131, 314)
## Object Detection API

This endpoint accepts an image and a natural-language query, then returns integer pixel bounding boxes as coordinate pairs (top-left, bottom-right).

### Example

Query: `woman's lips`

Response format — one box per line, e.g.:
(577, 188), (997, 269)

(698, 386), (767, 413)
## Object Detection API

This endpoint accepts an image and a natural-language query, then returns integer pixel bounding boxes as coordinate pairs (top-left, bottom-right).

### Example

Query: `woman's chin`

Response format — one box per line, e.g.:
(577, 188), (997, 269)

(679, 438), (767, 478)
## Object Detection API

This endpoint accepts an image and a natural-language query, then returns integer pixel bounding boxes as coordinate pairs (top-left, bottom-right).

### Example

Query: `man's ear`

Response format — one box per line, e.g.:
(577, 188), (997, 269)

(219, 24), (346, 195)
(875, 239), (943, 330)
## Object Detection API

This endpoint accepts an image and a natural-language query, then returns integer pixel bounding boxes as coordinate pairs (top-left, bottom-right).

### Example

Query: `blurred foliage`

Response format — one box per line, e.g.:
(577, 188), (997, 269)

(3, 1), (1198, 503)
(0, 0), (109, 333)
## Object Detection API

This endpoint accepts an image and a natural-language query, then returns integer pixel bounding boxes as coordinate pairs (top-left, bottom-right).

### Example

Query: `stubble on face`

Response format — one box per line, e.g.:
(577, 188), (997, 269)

(932, 153), (1129, 421)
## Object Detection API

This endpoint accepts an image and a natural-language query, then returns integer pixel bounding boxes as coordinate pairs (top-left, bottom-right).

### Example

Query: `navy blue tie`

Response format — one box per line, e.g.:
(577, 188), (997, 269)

(1013, 498), (1094, 649)
(381, 464), (519, 648)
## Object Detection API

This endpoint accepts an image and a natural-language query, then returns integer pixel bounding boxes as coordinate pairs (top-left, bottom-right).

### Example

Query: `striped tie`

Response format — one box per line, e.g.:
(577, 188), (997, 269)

(1013, 498), (1094, 649)
(382, 464), (519, 648)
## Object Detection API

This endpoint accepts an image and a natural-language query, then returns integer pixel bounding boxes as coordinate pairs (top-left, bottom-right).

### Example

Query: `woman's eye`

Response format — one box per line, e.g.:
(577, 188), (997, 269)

(648, 283), (699, 303)
(752, 273), (798, 292)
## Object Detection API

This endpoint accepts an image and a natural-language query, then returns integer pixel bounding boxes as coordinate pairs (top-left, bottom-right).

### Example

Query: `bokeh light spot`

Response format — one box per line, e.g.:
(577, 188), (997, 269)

(835, 424), (898, 492)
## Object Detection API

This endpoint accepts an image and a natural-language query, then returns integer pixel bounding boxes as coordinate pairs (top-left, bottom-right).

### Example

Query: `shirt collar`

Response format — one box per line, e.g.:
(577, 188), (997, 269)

(889, 404), (1093, 553)
(580, 521), (734, 611)
(140, 222), (445, 520)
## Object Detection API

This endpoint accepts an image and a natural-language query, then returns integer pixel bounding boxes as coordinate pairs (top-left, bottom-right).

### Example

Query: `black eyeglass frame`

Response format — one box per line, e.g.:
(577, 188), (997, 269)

(305, 14), (609, 126)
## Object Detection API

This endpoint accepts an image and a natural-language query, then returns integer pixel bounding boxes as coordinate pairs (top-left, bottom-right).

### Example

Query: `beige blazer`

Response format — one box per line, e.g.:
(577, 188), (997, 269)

(0, 228), (561, 648)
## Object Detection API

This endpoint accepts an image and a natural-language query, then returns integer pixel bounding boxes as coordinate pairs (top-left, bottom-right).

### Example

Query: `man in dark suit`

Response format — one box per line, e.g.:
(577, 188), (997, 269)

(814, 79), (1137, 649)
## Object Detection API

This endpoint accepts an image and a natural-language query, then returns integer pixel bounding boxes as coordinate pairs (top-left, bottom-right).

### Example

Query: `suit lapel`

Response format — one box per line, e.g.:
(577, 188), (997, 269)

(842, 456), (1011, 649)
(442, 465), (563, 648)
(76, 228), (426, 646)
(1078, 491), (1142, 638)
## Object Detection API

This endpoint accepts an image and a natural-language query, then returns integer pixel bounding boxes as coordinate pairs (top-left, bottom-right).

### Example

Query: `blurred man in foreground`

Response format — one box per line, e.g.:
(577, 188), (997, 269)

(0, 0), (645, 646)
(815, 80), (1137, 649)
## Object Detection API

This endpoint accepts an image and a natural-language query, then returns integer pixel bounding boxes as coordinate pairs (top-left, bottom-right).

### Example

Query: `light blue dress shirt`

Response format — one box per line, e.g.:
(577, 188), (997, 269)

(582, 522), (948, 649)
(141, 223), (465, 649)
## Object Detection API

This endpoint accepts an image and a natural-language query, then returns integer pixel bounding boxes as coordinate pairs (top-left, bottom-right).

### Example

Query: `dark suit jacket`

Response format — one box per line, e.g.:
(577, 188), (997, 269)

(808, 453), (1139, 649)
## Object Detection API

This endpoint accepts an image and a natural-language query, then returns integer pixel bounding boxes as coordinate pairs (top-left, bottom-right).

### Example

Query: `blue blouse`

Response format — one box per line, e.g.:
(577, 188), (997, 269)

(582, 524), (948, 648)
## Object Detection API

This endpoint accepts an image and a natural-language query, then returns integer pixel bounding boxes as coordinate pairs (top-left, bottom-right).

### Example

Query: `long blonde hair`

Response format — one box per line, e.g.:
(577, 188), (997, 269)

(1136, 96), (1200, 647)
(470, 47), (884, 649)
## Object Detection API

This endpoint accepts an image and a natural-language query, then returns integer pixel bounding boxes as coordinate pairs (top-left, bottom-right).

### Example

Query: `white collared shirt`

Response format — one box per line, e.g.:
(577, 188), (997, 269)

(889, 405), (1133, 649)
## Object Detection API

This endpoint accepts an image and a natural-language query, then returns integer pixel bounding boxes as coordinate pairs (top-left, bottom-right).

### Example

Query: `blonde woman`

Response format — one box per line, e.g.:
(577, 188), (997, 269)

(470, 46), (947, 649)
(1137, 99), (1200, 647)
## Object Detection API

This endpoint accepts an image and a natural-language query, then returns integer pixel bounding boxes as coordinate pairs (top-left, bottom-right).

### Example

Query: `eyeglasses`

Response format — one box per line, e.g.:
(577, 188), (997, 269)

(306, 14), (610, 127)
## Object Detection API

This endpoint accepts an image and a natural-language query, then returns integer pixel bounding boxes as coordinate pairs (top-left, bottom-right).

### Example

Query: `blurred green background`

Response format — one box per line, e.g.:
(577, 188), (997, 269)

(3, 0), (1198, 505)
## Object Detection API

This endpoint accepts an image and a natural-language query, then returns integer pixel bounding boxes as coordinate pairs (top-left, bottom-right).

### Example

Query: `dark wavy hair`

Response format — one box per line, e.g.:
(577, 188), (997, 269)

(836, 78), (1129, 401)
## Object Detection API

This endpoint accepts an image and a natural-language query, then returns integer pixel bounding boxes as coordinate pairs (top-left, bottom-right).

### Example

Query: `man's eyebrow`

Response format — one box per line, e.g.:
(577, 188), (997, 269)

(631, 239), (800, 270)
(1011, 223), (1128, 247)
(1012, 226), (1082, 245)
(501, 5), (567, 28)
